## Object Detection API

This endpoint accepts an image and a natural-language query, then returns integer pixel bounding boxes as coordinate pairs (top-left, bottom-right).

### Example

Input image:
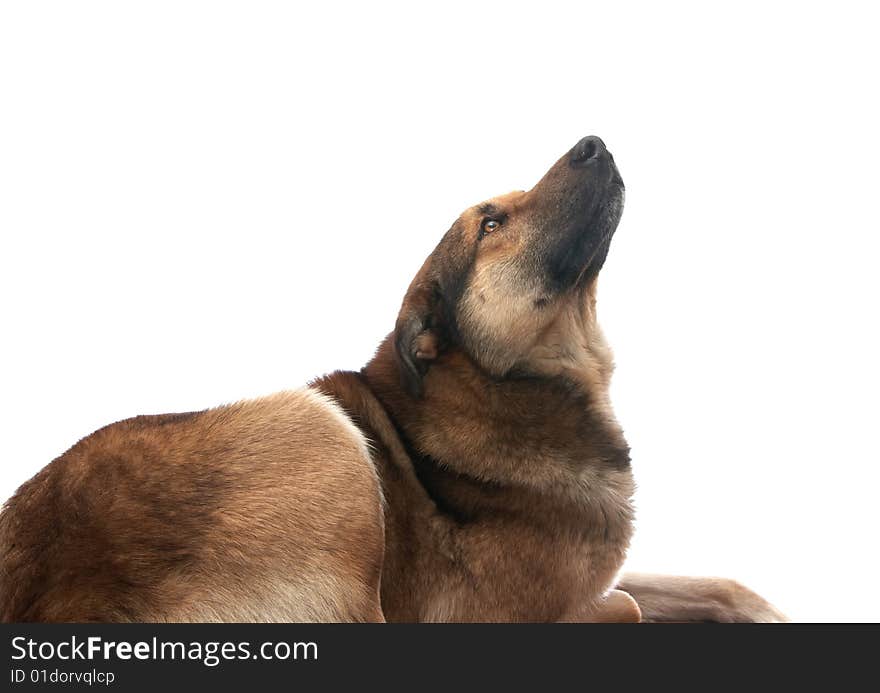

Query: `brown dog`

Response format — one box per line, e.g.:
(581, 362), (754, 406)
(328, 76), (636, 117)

(0, 136), (786, 622)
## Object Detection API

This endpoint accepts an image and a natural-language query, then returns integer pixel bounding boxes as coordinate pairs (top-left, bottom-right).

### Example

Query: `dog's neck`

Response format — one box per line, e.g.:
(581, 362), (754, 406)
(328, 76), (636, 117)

(362, 331), (630, 499)
(523, 287), (617, 411)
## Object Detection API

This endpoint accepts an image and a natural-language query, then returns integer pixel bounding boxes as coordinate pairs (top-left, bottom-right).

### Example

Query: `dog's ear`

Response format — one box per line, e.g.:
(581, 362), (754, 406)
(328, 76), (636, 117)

(393, 263), (443, 398)
(392, 227), (470, 397)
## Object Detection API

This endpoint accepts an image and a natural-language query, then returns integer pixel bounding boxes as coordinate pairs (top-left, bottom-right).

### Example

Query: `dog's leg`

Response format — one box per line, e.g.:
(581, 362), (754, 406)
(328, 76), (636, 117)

(616, 573), (788, 623)
(559, 589), (642, 623)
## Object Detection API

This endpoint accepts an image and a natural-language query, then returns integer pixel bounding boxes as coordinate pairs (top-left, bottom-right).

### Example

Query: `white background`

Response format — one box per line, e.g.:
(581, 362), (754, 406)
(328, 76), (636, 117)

(1, 2), (878, 622)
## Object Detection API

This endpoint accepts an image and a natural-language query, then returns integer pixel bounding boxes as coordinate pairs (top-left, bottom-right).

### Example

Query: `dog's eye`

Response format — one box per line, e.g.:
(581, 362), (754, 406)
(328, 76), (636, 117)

(480, 219), (501, 237)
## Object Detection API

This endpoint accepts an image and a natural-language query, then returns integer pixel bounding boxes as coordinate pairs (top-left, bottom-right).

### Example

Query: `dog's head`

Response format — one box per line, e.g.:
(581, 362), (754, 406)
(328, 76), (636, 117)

(395, 136), (624, 397)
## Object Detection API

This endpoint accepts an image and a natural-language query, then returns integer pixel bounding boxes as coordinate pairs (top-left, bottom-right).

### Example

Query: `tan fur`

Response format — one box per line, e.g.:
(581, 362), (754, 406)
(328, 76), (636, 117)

(616, 574), (788, 623)
(0, 136), (785, 623)
(0, 389), (385, 622)
(560, 589), (642, 623)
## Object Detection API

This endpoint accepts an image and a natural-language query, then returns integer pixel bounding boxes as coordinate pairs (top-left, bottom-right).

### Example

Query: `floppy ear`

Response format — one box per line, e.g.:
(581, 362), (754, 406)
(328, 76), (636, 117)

(392, 226), (470, 397)
(393, 269), (442, 398)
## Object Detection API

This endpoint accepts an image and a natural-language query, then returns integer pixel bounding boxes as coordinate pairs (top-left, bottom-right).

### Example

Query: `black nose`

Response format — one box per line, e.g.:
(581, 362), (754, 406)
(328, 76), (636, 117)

(570, 135), (608, 165)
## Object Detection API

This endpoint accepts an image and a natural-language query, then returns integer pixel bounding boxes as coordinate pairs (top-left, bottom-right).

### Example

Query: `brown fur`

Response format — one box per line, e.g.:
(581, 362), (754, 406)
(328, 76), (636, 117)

(0, 136), (786, 622)
(1, 391), (384, 622)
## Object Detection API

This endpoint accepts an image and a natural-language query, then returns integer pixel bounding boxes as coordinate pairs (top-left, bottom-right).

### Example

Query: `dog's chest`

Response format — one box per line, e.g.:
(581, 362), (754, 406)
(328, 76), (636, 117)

(409, 463), (635, 622)
(555, 466), (635, 583)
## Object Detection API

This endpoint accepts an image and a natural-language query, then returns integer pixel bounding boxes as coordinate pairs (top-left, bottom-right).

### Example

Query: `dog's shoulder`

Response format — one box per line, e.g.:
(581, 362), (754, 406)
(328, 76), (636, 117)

(310, 368), (407, 475)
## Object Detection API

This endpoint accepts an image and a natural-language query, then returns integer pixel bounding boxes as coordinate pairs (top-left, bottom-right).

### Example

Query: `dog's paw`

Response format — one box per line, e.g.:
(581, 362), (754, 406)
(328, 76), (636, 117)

(712, 579), (789, 623)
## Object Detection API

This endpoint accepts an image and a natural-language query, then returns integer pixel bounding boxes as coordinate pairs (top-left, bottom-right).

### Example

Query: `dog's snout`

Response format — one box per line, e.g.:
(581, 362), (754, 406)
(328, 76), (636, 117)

(570, 135), (609, 166)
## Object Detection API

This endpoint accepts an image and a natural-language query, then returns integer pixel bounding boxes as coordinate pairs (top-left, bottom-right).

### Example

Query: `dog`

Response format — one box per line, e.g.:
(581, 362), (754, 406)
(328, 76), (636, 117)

(0, 136), (786, 622)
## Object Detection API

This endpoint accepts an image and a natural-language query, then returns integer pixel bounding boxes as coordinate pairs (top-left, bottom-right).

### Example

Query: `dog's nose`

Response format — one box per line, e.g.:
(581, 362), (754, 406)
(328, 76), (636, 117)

(570, 135), (609, 165)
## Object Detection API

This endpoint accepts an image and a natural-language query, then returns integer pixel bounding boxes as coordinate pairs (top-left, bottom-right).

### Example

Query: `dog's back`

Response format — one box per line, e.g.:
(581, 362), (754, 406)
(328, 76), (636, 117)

(0, 388), (385, 622)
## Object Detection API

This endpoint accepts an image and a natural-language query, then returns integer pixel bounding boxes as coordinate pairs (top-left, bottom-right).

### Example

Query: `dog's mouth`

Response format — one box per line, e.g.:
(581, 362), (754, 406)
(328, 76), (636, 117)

(577, 181), (625, 284)
(539, 142), (625, 294)
(572, 137), (625, 253)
